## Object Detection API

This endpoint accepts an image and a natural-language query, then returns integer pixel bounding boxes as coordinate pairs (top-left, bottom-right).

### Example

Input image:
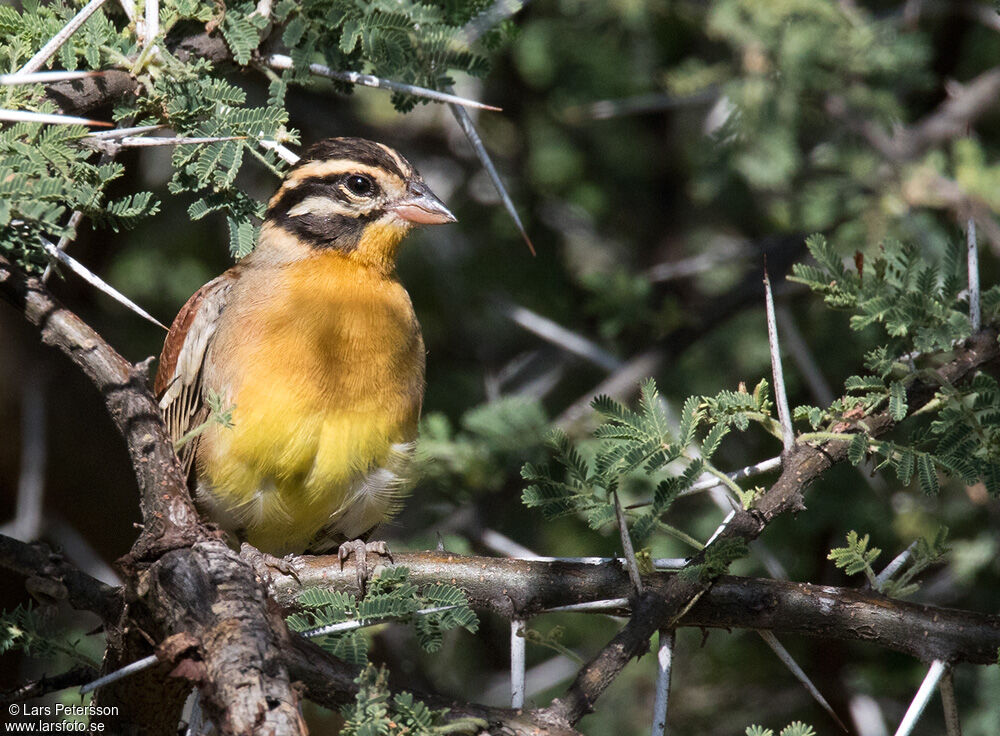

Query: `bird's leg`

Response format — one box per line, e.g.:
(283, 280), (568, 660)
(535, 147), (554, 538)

(338, 540), (393, 593)
(240, 542), (301, 591)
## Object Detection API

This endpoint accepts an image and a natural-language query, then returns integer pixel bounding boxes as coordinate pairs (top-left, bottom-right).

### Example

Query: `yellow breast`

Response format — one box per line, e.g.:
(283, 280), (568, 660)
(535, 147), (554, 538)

(198, 250), (425, 553)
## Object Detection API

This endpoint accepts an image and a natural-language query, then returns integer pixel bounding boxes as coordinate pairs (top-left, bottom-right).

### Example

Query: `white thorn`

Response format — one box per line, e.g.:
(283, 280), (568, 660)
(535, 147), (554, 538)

(0, 109), (111, 127)
(893, 660), (948, 736)
(39, 239), (168, 330)
(510, 619), (526, 709)
(80, 654), (158, 694)
(259, 139), (301, 165)
(16, 0), (109, 75)
(967, 218), (980, 332)
(764, 270), (794, 451)
(650, 628), (675, 735)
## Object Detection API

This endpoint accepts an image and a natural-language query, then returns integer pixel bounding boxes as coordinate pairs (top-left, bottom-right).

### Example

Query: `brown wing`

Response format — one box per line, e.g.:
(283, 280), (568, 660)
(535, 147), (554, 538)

(155, 270), (238, 478)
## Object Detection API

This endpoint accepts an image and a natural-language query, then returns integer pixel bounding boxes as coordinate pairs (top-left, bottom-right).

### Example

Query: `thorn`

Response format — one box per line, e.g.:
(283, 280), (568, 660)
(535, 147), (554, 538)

(15, 0), (110, 76)
(650, 628), (675, 735)
(0, 109), (112, 127)
(764, 269), (794, 452)
(447, 97), (536, 256)
(39, 238), (168, 330)
(758, 630), (848, 732)
(79, 653), (159, 695)
(893, 660), (948, 736)
(967, 217), (980, 332)
(510, 619), (526, 709)
(0, 70), (109, 85)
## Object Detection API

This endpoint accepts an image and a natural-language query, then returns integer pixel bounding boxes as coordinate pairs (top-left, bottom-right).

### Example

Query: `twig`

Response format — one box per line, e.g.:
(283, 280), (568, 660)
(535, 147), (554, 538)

(892, 660), (947, 736)
(645, 240), (745, 283)
(0, 665), (97, 705)
(627, 455), (782, 507)
(265, 54), (501, 112)
(650, 628), (674, 735)
(447, 94), (536, 255)
(613, 491), (644, 593)
(16, 0), (110, 75)
(0, 109), (111, 127)
(967, 217), (980, 331)
(39, 238), (168, 330)
(565, 89), (717, 122)
(502, 302), (621, 371)
(757, 630), (847, 731)
(764, 269), (794, 451)
(511, 619), (526, 709)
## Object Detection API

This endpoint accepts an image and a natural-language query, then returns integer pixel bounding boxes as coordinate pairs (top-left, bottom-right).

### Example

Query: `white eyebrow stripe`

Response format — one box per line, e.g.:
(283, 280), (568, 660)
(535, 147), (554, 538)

(287, 195), (355, 218)
(288, 160), (387, 182)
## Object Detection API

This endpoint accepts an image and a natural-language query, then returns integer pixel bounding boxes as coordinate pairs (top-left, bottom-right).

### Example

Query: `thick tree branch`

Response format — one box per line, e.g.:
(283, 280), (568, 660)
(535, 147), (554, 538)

(269, 552), (1000, 666)
(0, 533), (122, 622)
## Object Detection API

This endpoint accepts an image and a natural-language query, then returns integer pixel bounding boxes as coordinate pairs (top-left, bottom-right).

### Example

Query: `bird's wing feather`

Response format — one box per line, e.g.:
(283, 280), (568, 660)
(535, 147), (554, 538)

(155, 270), (237, 478)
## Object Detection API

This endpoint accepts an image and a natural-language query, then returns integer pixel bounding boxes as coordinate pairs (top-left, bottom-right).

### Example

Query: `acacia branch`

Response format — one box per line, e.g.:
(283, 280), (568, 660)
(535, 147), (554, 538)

(541, 327), (1000, 727)
(827, 65), (1000, 163)
(268, 553), (1000, 667)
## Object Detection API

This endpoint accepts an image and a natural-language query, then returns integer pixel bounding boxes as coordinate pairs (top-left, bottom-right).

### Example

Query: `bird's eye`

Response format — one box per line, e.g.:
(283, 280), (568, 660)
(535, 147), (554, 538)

(345, 174), (375, 197)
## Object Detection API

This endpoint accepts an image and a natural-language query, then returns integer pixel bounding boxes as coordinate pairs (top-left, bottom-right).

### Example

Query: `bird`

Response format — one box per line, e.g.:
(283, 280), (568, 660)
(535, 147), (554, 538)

(154, 137), (456, 584)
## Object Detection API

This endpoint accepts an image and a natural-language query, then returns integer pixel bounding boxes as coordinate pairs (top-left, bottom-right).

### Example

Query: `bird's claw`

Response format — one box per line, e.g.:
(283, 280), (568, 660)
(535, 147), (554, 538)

(338, 540), (393, 593)
(240, 543), (301, 588)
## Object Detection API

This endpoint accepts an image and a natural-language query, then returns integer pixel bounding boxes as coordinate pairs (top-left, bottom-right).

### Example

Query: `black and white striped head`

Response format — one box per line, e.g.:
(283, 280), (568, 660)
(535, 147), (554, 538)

(265, 137), (456, 251)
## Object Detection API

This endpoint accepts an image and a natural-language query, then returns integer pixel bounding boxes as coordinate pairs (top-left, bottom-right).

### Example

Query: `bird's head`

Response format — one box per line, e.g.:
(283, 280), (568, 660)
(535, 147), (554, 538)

(261, 137), (456, 270)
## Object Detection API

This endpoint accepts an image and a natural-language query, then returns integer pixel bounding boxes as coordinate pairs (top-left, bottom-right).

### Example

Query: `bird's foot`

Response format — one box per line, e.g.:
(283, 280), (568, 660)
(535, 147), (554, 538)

(338, 540), (393, 593)
(240, 543), (301, 591)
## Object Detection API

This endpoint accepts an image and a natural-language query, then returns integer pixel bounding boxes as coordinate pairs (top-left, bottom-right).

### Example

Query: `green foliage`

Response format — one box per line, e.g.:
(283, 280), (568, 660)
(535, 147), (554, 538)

(828, 526), (947, 597)
(0, 605), (98, 668)
(285, 567), (478, 665)
(1, 0), (504, 269)
(340, 664), (486, 736)
(790, 234), (970, 353)
(273, 0), (502, 112)
(828, 530), (880, 585)
(680, 538), (749, 583)
(522, 377), (775, 550)
(0, 124), (160, 271)
(416, 397), (549, 496)
(746, 723), (816, 736)
(522, 624), (583, 664)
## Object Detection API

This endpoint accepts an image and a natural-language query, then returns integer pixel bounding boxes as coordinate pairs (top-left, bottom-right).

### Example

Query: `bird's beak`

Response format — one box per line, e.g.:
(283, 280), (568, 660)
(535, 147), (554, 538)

(391, 181), (457, 225)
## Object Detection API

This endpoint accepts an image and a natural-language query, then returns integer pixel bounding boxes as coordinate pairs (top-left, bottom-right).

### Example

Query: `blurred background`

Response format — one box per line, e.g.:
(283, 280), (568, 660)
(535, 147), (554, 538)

(2, 1), (1000, 733)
